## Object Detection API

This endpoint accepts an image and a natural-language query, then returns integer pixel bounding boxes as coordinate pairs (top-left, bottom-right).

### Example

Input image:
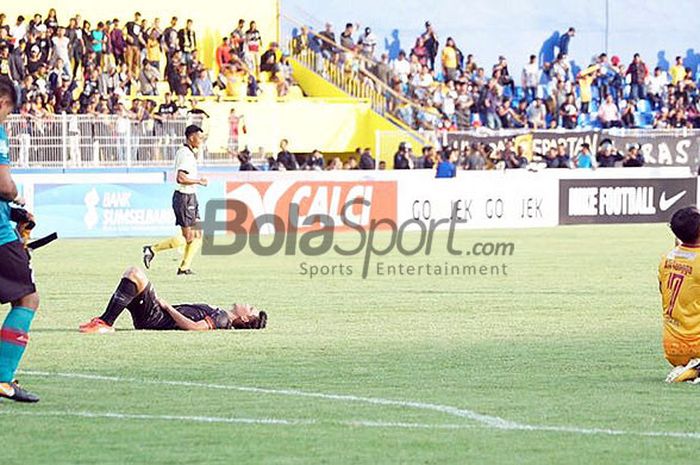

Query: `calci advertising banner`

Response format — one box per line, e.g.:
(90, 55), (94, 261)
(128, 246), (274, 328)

(559, 177), (698, 224)
(224, 180), (398, 233)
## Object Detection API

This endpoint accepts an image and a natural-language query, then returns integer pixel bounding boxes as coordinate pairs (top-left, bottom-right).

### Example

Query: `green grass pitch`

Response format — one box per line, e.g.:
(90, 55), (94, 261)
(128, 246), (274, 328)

(1, 224), (696, 464)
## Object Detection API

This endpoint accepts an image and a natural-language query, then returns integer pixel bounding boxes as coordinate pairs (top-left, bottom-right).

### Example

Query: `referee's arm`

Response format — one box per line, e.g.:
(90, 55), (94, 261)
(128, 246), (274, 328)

(176, 170), (208, 186)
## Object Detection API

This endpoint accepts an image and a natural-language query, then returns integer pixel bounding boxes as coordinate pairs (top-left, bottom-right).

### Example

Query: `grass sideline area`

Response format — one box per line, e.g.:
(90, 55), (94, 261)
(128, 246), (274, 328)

(0, 225), (694, 464)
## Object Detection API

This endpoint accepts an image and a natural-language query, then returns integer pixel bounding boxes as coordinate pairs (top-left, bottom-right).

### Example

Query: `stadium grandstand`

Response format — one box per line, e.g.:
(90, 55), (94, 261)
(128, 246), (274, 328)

(0, 0), (698, 171)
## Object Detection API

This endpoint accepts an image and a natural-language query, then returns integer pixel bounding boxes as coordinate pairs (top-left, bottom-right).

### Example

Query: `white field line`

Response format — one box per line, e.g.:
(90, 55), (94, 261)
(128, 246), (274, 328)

(18, 370), (700, 440)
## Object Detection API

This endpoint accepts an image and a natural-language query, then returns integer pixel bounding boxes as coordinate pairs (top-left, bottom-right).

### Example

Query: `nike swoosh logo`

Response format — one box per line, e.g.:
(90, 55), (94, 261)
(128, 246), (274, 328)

(660, 190), (687, 212)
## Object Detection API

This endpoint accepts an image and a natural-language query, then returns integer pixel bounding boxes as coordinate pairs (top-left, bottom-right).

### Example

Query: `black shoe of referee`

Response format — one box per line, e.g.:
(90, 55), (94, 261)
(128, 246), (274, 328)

(143, 245), (155, 269)
(177, 269), (195, 276)
(0, 380), (40, 403)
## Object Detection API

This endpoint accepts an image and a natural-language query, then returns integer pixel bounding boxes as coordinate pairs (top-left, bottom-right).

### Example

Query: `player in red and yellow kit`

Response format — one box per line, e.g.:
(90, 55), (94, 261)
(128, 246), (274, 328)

(660, 206), (700, 383)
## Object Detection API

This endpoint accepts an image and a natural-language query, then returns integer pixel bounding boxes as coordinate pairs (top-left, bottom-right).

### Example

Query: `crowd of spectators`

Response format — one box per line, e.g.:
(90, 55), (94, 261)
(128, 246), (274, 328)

(291, 20), (700, 132)
(0, 9), (296, 120)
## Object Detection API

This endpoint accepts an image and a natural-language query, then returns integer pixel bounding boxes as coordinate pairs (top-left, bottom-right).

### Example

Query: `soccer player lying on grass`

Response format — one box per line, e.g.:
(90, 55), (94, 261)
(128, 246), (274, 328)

(79, 267), (267, 333)
(661, 207), (700, 383)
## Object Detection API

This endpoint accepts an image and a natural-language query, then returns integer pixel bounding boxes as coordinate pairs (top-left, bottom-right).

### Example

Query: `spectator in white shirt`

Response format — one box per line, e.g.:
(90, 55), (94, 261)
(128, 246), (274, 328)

(357, 27), (377, 58)
(391, 50), (411, 84)
(10, 16), (27, 42)
(526, 98), (547, 128)
(521, 54), (539, 102)
(598, 94), (622, 128)
(646, 66), (669, 111)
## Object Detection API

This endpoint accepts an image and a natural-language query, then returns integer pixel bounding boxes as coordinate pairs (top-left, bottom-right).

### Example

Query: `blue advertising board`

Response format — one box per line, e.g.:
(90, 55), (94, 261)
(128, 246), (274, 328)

(32, 182), (223, 238)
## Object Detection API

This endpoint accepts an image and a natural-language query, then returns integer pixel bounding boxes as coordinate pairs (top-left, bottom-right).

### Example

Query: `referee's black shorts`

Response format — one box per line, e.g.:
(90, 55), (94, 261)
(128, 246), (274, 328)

(172, 191), (199, 228)
(0, 239), (36, 304)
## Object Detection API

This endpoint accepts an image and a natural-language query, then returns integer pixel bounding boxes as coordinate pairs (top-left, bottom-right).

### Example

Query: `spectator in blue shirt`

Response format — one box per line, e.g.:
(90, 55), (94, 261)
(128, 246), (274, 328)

(558, 27), (575, 56)
(435, 148), (457, 178)
(574, 143), (594, 168)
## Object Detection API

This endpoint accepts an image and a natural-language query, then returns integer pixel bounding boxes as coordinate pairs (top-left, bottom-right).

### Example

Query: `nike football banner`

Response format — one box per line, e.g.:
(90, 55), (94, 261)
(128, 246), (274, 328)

(558, 178), (697, 224)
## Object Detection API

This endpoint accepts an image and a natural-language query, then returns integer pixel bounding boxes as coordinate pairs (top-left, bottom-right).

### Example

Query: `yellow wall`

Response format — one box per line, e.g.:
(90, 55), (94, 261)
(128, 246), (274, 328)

(197, 99), (385, 155)
(2, 0), (279, 68)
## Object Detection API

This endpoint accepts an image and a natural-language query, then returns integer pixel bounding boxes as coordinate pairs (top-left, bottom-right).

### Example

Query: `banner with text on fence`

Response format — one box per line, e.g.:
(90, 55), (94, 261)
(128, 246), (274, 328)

(443, 130), (700, 169)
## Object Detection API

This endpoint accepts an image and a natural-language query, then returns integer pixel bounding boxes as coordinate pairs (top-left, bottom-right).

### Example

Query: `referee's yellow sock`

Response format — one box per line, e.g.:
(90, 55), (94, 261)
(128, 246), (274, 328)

(179, 238), (201, 271)
(152, 236), (186, 253)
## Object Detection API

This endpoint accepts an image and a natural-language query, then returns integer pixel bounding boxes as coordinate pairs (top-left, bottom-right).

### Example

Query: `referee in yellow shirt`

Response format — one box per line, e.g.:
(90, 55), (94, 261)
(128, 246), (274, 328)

(143, 125), (208, 275)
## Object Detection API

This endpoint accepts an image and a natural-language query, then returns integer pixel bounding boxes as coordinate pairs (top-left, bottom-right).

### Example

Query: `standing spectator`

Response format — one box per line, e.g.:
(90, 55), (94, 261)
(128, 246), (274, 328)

(226, 108), (245, 153)
(44, 8), (59, 34)
(626, 53), (648, 101)
(145, 31), (161, 70)
(597, 94), (622, 128)
(555, 143), (571, 168)
(521, 54), (539, 102)
(493, 56), (515, 94)
(670, 56), (686, 85)
(216, 37), (232, 71)
(10, 16), (27, 42)
(319, 23), (336, 59)
(441, 37), (459, 82)
(230, 19), (246, 59)
(503, 140), (527, 169)
(52, 27), (71, 75)
(66, 17), (85, 80)
(91, 22), (107, 67)
(573, 143), (594, 169)
(393, 142), (411, 169)
(339, 23), (354, 51)
(435, 149), (457, 178)
(276, 139), (297, 170)
(357, 27), (377, 58)
(178, 19), (197, 64)
(109, 19), (125, 66)
(162, 17), (179, 58)
(9, 40), (26, 83)
(421, 21), (439, 71)
(558, 27), (575, 56)
(0, 47), (9, 78)
(245, 21), (262, 76)
(608, 55), (624, 102)
(358, 148), (375, 170)
(125, 12), (143, 77)
(577, 64), (598, 114)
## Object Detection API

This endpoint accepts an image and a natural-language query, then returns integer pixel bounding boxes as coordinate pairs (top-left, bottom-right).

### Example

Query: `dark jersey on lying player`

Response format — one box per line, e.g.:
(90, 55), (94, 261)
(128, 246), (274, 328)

(79, 267), (267, 333)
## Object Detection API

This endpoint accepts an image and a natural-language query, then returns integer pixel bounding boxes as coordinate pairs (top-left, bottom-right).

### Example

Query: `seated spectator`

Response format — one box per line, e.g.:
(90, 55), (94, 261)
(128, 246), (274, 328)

(653, 107), (672, 128)
(463, 143), (485, 170)
(559, 94), (578, 129)
(502, 140), (527, 169)
(598, 95), (622, 128)
(303, 149), (325, 170)
(139, 60), (159, 96)
(359, 148), (375, 170)
(621, 99), (637, 128)
(435, 149), (457, 178)
(526, 98), (547, 128)
(596, 141), (624, 167)
(276, 139), (297, 170)
(327, 156), (343, 170)
(420, 145), (437, 169)
(238, 149), (258, 171)
(573, 143), (594, 168)
(555, 143), (571, 168)
(393, 142), (411, 169)
(192, 69), (213, 96)
(260, 42), (279, 73)
(622, 145), (645, 167)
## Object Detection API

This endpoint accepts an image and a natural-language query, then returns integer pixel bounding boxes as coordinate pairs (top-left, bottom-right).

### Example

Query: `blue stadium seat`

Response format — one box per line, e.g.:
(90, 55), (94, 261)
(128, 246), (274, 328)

(636, 99), (651, 113)
(577, 113), (591, 128)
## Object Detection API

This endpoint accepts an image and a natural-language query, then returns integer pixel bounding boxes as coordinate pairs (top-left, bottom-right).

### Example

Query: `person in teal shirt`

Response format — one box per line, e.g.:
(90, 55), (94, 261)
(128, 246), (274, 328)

(0, 77), (41, 403)
(574, 142), (594, 169)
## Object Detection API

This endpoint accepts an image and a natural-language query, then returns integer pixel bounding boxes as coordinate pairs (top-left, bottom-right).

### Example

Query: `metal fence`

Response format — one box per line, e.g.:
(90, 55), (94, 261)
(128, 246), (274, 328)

(2, 114), (233, 168)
